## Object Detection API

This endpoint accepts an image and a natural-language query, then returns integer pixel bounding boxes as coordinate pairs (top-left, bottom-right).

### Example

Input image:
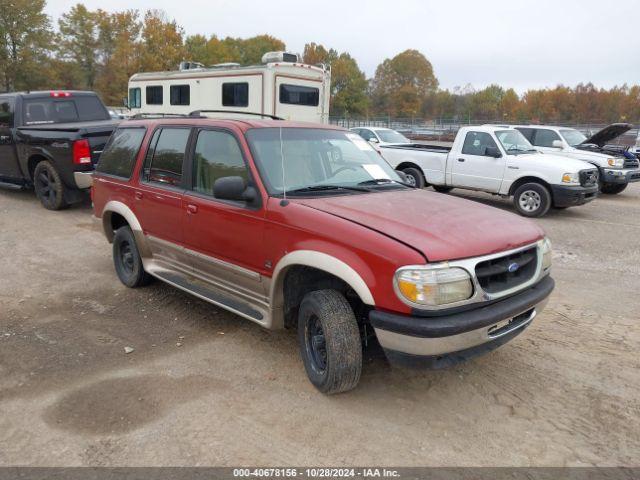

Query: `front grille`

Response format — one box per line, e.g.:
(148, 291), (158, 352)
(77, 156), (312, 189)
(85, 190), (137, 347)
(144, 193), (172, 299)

(579, 169), (599, 187)
(624, 158), (639, 169)
(475, 247), (538, 294)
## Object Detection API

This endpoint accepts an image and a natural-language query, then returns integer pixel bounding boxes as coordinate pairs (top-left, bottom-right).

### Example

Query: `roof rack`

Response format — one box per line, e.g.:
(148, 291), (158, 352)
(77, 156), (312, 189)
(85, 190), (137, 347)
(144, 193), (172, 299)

(189, 109), (284, 121)
(130, 113), (189, 119)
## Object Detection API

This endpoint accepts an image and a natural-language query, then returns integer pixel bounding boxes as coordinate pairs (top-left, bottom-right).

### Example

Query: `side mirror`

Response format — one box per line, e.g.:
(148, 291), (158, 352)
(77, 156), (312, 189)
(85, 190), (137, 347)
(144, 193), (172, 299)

(484, 146), (502, 158)
(368, 137), (379, 144)
(213, 176), (255, 202)
(551, 140), (563, 148)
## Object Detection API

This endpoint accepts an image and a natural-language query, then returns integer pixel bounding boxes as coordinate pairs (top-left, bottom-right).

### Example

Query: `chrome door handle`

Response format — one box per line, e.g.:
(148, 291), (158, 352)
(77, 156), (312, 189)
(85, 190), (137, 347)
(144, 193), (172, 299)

(187, 204), (198, 214)
(134, 191), (143, 200)
(457, 158), (465, 162)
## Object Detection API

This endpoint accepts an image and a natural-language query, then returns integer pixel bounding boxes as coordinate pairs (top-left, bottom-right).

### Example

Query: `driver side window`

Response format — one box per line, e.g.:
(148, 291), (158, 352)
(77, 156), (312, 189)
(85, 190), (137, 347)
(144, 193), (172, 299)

(462, 131), (498, 156)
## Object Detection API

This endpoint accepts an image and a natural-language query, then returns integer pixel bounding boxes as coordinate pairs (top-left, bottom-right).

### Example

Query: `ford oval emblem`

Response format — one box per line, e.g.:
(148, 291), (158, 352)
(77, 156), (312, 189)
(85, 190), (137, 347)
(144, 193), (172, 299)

(508, 262), (520, 273)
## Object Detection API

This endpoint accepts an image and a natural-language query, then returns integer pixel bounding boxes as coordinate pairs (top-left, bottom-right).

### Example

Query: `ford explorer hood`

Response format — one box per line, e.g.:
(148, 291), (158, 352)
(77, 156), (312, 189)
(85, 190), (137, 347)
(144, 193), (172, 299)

(296, 190), (544, 262)
(581, 123), (632, 147)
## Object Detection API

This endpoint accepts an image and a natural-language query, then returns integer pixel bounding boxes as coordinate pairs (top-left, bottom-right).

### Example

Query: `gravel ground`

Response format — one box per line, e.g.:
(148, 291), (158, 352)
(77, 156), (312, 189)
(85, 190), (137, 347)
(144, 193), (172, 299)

(0, 184), (638, 466)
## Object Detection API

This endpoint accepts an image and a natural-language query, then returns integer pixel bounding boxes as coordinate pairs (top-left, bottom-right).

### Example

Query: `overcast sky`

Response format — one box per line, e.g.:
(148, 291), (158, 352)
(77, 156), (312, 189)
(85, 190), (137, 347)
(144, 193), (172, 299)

(45, 0), (639, 93)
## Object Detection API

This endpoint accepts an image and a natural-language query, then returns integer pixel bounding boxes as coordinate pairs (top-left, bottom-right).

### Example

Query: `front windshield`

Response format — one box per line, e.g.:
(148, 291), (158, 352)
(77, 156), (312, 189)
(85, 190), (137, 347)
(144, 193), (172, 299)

(245, 128), (404, 195)
(495, 130), (537, 155)
(560, 129), (587, 146)
(377, 129), (410, 144)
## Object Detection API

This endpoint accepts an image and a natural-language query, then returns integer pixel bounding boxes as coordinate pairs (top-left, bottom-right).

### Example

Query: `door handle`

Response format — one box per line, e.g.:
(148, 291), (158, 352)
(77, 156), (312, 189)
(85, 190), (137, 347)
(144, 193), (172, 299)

(134, 191), (143, 200)
(187, 204), (198, 214)
(457, 158), (465, 162)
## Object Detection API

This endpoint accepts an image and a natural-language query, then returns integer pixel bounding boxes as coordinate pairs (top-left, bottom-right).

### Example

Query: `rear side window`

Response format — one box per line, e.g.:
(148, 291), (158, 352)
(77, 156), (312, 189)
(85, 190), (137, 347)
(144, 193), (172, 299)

(129, 88), (141, 108)
(279, 84), (319, 106)
(170, 85), (190, 106)
(144, 128), (190, 186)
(193, 130), (248, 196)
(532, 129), (561, 147)
(461, 131), (498, 156)
(222, 83), (249, 107)
(96, 128), (146, 178)
(146, 86), (163, 105)
(0, 98), (14, 127)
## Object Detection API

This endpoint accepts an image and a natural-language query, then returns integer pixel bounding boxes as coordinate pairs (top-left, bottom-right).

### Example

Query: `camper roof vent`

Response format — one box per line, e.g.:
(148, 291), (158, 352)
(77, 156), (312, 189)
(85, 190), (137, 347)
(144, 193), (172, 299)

(210, 62), (241, 68)
(179, 61), (205, 71)
(261, 51), (299, 64)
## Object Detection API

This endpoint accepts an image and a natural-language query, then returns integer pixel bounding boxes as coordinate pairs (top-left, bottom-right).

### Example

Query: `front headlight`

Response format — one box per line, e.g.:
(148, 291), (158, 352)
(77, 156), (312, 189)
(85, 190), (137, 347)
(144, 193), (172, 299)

(395, 265), (473, 306)
(542, 237), (552, 271)
(607, 157), (624, 168)
(562, 172), (579, 184)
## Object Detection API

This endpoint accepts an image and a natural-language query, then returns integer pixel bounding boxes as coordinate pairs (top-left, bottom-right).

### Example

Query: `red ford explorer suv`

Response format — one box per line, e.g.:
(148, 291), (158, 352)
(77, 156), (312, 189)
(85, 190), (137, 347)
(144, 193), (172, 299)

(93, 115), (554, 394)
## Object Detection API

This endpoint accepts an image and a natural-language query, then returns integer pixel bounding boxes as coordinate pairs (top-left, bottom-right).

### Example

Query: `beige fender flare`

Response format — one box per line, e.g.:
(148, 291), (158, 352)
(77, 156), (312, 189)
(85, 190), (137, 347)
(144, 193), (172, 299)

(101, 201), (150, 257)
(268, 250), (375, 329)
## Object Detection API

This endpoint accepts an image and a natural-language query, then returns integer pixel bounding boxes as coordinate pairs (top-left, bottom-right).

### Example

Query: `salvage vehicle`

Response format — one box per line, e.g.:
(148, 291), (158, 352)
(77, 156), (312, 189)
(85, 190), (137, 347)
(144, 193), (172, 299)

(350, 127), (412, 146)
(127, 51), (330, 123)
(93, 115), (554, 394)
(0, 91), (118, 209)
(513, 124), (640, 195)
(381, 125), (599, 217)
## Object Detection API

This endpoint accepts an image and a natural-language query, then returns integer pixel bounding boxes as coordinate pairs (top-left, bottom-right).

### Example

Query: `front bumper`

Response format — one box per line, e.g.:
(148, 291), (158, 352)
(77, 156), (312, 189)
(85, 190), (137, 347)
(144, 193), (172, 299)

(73, 171), (93, 189)
(550, 184), (598, 207)
(369, 275), (554, 369)
(600, 168), (640, 184)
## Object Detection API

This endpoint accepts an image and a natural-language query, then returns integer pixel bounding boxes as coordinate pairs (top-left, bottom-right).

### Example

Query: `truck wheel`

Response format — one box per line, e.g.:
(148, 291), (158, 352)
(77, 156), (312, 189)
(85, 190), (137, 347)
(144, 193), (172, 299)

(600, 183), (627, 194)
(400, 167), (425, 188)
(513, 183), (551, 217)
(433, 186), (453, 193)
(113, 226), (152, 288)
(297, 289), (362, 394)
(33, 161), (68, 210)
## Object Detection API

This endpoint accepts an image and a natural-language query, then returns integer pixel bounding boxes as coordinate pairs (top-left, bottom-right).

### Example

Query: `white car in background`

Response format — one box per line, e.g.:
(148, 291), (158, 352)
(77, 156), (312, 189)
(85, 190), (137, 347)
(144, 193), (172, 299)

(350, 127), (412, 146)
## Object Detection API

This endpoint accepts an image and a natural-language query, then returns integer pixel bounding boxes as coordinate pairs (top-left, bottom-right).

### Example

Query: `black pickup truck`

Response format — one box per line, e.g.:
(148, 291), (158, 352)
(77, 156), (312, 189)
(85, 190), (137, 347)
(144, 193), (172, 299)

(0, 91), (119, 209)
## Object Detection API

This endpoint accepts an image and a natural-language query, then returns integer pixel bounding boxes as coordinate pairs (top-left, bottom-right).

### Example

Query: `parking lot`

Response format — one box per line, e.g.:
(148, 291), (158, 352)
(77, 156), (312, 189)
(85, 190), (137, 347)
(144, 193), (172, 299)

(0, 185), (638, 466)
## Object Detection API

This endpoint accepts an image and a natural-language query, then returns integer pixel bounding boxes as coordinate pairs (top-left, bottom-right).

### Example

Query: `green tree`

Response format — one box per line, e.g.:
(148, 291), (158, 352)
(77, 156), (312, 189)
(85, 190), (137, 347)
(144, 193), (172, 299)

(0, 0), (53, 91)
(58, 4), (100, 88)
(371, 49), (438, 116)
(138, 10), (184, 72)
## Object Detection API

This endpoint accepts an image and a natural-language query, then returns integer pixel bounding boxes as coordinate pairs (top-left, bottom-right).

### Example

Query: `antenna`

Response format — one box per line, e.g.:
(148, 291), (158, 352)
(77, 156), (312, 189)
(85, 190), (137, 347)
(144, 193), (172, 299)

(279, 126), (288, 206)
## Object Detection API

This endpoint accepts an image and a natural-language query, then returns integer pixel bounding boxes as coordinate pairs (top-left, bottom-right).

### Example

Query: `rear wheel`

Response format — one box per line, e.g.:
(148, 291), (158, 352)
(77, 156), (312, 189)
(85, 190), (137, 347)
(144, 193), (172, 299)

(433, 186), (453, 194)
(297, 289), (362, 394)
(33, 161), (67, 210)
(600, 183), (627, 195)
(113, 226), (152, 288)
(513, 182), (551, 217)
(400, 167), (425, 189)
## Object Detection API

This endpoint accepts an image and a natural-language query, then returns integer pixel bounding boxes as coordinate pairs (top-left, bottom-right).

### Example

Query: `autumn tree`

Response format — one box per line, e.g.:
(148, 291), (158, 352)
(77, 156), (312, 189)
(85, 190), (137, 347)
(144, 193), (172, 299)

(0, 0), (53, 91)
(58, 4), (101, 88)
(138, 10), (184, 72)
(371, 49), (438, 116)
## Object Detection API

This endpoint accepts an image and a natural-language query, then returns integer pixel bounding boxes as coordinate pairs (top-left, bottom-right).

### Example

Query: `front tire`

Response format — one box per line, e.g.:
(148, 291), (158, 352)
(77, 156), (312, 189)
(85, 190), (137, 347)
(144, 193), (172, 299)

(400, 167), (425, 189)
(113, 226), (152, 288)
(33, 161), (68, 210)
(600, 183), (627, 195)
(513, 182), (551, 217)
(297, 290), (362, 394)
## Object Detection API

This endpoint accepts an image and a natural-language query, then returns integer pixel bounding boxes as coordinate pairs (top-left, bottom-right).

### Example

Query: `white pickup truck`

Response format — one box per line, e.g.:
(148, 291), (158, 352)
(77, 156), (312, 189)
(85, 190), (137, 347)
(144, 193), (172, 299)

(512, 124), (640, 195)
(381, 125), (599, 217)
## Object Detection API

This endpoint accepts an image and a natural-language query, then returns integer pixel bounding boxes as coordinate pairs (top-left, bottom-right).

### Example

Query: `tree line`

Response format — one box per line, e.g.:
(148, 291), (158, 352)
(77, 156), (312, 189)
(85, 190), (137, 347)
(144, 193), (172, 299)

(1, 0), (638, 123)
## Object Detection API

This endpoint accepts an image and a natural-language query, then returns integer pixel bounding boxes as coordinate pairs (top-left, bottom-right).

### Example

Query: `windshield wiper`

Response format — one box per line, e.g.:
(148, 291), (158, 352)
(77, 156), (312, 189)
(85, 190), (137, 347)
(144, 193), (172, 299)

(286, 184), (370, 194)
(358, 178), (410, 187)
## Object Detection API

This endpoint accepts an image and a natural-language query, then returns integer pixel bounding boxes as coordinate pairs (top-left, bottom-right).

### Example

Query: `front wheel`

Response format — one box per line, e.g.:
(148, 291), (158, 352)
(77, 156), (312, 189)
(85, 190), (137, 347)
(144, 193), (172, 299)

(297, 289), (362, 394)
(33, 161), (68, 210)
(600, 183), (628, 195)
(113, 226), (152, 288)
(399, 167), (425, 189)
(513, 183), (551, 217)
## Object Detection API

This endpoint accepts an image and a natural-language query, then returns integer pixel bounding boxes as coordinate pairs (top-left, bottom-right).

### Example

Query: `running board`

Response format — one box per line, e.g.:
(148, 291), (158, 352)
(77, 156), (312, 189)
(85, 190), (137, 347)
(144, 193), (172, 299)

(0, 180), (25, 190)
(152, 270), (265, 322)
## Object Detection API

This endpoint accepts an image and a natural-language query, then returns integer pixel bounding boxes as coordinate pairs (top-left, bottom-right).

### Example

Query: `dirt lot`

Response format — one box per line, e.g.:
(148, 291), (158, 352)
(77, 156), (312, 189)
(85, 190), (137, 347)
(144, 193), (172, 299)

(0, 184), (638, 467)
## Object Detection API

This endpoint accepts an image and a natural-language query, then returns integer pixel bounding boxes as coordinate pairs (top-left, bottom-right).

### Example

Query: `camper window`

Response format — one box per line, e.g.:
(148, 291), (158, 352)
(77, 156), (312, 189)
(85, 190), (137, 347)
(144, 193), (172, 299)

(129, 88), (141, 108)
(170, 85), (190, 106)
(279, 84), (319, 107)
(222, 83), (249, 107)
(146, 86), (163, 105)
